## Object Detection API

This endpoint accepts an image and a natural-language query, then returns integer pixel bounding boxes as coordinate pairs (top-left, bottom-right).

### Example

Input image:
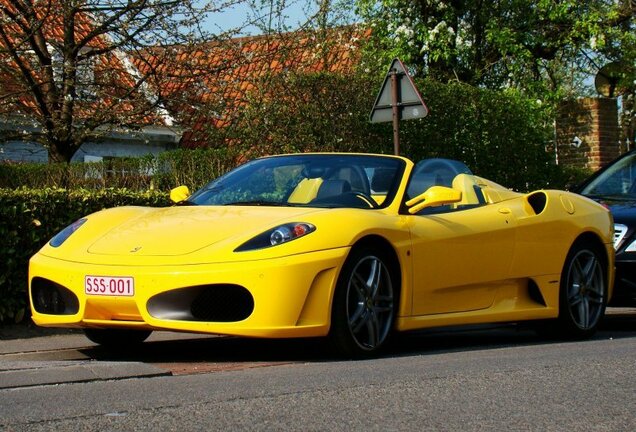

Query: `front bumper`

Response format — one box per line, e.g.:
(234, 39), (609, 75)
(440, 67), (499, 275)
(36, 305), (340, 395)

(611, 258), (636, 306)
(29, 247), (349, 338)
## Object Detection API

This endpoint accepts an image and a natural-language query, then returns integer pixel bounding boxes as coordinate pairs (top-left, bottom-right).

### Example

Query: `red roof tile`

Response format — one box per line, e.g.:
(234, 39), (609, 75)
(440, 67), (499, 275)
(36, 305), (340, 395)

(136, 26), (368, 147)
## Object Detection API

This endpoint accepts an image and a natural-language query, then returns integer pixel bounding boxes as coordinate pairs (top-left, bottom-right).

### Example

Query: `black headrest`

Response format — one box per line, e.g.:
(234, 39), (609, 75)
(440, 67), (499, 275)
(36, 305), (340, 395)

(371, 168), (395, 193)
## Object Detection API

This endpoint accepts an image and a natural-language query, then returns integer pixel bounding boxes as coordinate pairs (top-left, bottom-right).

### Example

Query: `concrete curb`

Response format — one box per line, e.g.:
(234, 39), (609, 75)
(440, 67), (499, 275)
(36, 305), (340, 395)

(0, 361), (170, 389)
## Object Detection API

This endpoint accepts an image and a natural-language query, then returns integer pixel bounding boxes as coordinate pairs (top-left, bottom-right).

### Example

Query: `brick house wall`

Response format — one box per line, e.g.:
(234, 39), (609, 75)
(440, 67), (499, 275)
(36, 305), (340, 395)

(555, 97), (621, 171)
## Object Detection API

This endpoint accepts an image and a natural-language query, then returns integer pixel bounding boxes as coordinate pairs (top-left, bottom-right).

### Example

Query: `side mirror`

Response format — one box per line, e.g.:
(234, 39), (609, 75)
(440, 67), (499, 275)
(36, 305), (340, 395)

(170, 185), (191, 204)
(406, 186), (462, 214)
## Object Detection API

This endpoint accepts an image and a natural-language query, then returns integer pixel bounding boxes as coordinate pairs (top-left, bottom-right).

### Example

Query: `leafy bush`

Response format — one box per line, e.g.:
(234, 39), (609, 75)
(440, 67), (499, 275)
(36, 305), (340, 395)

(197, 72), (567, 191)
(399, 80), (560, 191)
(201, 72), (391, 157)
(0, 75), (568, 192)
(0, 188), (169, 323)
(0, 148), (238, 192)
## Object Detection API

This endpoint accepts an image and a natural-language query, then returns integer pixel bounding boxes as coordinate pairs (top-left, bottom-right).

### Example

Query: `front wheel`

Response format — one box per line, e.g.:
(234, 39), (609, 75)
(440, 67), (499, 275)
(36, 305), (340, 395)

(556, 240), (607, 339)
(329, 247), (397, 358)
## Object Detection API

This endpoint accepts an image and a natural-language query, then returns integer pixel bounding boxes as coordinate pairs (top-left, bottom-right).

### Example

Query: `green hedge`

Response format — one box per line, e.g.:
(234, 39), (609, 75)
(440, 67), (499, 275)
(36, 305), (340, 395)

(0, 188), (169, 323)
(0, 148), (237, 192)
(0, 75), (581, 192)
(195, 73), (575, 191)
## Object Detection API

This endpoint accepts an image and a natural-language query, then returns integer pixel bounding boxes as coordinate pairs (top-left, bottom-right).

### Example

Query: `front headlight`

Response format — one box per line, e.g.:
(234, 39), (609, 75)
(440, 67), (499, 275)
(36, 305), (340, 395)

(49, 218), (87, 247)
(235, 222), (316, 252)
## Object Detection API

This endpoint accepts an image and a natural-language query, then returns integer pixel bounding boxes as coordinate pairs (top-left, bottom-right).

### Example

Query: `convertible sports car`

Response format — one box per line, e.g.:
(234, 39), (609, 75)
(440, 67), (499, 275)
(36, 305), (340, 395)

(29, 153), (614, 357)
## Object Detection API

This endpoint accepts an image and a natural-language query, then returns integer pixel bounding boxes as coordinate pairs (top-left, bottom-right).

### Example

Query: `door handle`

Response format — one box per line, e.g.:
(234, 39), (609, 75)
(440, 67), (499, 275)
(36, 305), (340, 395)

(498, 207), (511, 214)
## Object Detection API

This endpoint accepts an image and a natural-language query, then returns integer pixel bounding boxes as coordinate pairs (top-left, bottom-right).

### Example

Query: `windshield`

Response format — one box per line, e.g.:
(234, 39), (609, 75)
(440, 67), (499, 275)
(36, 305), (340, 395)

(188, 154), (405, 209)
(580, 152), (636, 199)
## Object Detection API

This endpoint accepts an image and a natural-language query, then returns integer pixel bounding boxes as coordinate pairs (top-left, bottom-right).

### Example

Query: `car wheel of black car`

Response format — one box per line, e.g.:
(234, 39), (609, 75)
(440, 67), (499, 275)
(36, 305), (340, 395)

(84, 328), (152, 347)
(329, 247), (397, 358)
(556, 240), (607, 339)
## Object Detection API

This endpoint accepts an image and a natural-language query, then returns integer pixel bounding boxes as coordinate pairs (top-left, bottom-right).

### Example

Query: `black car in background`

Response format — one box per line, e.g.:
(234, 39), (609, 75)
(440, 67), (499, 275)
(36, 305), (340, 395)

(577, 149), (636, 305)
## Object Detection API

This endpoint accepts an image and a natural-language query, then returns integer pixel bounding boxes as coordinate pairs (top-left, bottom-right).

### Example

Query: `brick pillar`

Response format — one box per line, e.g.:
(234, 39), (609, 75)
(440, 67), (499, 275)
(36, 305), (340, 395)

(555, 97), (621, 171)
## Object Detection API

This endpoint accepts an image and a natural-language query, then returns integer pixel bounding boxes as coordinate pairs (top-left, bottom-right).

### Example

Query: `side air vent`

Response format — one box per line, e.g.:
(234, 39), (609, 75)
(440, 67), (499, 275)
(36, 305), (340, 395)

(147, 284), (254, 322)
(527, 280), (546, 306)
(527, 192), (547, 215)
(31, 277), (80, 315)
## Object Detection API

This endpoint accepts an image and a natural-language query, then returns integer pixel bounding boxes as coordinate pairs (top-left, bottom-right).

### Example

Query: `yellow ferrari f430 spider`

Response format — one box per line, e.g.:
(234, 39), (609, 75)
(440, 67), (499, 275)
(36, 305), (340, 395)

(29, 153), (614, 357)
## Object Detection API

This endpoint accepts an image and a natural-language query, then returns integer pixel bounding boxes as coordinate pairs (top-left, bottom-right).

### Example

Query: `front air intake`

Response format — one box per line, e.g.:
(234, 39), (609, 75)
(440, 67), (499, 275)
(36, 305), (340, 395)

(147, 284), (254, 322)
(31, 277), (79, 315)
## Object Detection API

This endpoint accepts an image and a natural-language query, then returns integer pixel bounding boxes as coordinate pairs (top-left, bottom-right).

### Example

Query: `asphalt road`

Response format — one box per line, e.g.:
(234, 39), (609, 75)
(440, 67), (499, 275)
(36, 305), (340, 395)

(2, 311), (636, 431)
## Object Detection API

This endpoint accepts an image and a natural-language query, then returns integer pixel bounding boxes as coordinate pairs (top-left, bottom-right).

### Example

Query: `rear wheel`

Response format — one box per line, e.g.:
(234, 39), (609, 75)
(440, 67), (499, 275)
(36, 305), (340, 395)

(556, 240), (607, 338)
(84, 328), (152, 348)
(329, 247), (397, 358)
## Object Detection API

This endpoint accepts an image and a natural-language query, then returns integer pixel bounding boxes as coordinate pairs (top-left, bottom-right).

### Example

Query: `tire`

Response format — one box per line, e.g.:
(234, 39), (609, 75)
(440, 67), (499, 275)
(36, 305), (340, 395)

(329, 246), (398, 358)
(556, 240), (607, 339)
(84, 328), (152, 348)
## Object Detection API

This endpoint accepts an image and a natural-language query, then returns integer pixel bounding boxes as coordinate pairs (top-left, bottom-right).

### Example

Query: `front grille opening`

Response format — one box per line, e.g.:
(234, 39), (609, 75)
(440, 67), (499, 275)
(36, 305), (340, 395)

(191, 285), (254, 322)
(147, 284), (254, 322)
(31, 277), (79, 315)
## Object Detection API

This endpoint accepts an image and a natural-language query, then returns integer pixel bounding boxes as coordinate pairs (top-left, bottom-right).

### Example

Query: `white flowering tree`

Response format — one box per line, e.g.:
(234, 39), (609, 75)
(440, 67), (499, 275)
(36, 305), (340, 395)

(356, 0), (635, 102)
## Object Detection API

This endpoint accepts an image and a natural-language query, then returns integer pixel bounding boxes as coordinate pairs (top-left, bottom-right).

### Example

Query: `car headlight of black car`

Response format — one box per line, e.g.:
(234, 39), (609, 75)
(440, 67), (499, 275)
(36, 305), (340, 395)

(235, 223), (316, 251)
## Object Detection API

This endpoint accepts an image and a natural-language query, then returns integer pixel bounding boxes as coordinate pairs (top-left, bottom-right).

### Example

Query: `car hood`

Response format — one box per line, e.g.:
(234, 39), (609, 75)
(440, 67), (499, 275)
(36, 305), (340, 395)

(587, 196), (636, 226)
(85, 205), (324, 257)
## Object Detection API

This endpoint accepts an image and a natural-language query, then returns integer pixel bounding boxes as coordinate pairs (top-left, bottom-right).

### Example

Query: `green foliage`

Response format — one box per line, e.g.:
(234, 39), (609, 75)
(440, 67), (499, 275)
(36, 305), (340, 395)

(399, 80), (560, 191)
(0, 148), (238, 192)
(0, 188), (169, 323)
(202, 72), (566, 191)
(154, 148), (238, 191)
(355, 0), (635, 101)
(203, 71), (392, 157)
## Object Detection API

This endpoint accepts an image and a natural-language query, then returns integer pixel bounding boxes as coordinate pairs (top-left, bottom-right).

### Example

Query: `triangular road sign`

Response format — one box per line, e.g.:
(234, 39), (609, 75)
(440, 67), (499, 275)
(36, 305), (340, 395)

(369, 58), (428, 123)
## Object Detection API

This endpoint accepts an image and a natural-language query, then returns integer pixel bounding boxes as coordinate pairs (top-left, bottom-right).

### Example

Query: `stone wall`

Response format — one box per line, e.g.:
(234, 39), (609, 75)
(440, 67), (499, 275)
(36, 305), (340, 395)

(555, 97), (621, 171)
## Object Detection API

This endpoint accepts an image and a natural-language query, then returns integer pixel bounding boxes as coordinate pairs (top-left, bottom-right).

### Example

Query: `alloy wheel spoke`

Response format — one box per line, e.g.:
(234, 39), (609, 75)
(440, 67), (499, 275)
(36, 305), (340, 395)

(577, 297), (590, 328)
(572, 259), (585, 285)
(568, 290), (583, 307)
(582, 256), (598, 286)
(351, 308), (370, 334)
(366, 259), (381, 299)
(353, 272), (370, 297)
(373, 304), (393, 314)
(587, 290), (604, 304)
(349, 303), (366, 329)
(366, 311), (380, 348)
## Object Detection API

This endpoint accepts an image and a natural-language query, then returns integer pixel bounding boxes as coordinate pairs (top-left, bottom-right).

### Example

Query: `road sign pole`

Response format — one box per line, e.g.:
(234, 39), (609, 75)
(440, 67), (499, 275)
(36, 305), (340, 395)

(369, 59), (428, 155)
(391, 69), (400, 156)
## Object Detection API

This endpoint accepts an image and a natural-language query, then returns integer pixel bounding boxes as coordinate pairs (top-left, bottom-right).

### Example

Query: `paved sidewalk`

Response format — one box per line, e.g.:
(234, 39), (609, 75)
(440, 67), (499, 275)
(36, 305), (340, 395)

(0, 332), (209, 389)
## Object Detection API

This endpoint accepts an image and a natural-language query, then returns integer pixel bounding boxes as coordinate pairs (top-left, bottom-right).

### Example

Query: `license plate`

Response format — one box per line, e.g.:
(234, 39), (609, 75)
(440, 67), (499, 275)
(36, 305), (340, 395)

(85, 276), (134, 296)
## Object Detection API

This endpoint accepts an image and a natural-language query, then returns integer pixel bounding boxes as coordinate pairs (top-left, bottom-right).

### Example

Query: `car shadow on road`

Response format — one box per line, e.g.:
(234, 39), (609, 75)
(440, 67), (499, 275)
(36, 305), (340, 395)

(77, 311), (636, 369)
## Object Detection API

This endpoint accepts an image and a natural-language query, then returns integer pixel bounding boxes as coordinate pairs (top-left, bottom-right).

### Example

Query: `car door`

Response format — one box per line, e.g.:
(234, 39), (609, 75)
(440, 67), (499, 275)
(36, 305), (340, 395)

(408, 203), (517, 316)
